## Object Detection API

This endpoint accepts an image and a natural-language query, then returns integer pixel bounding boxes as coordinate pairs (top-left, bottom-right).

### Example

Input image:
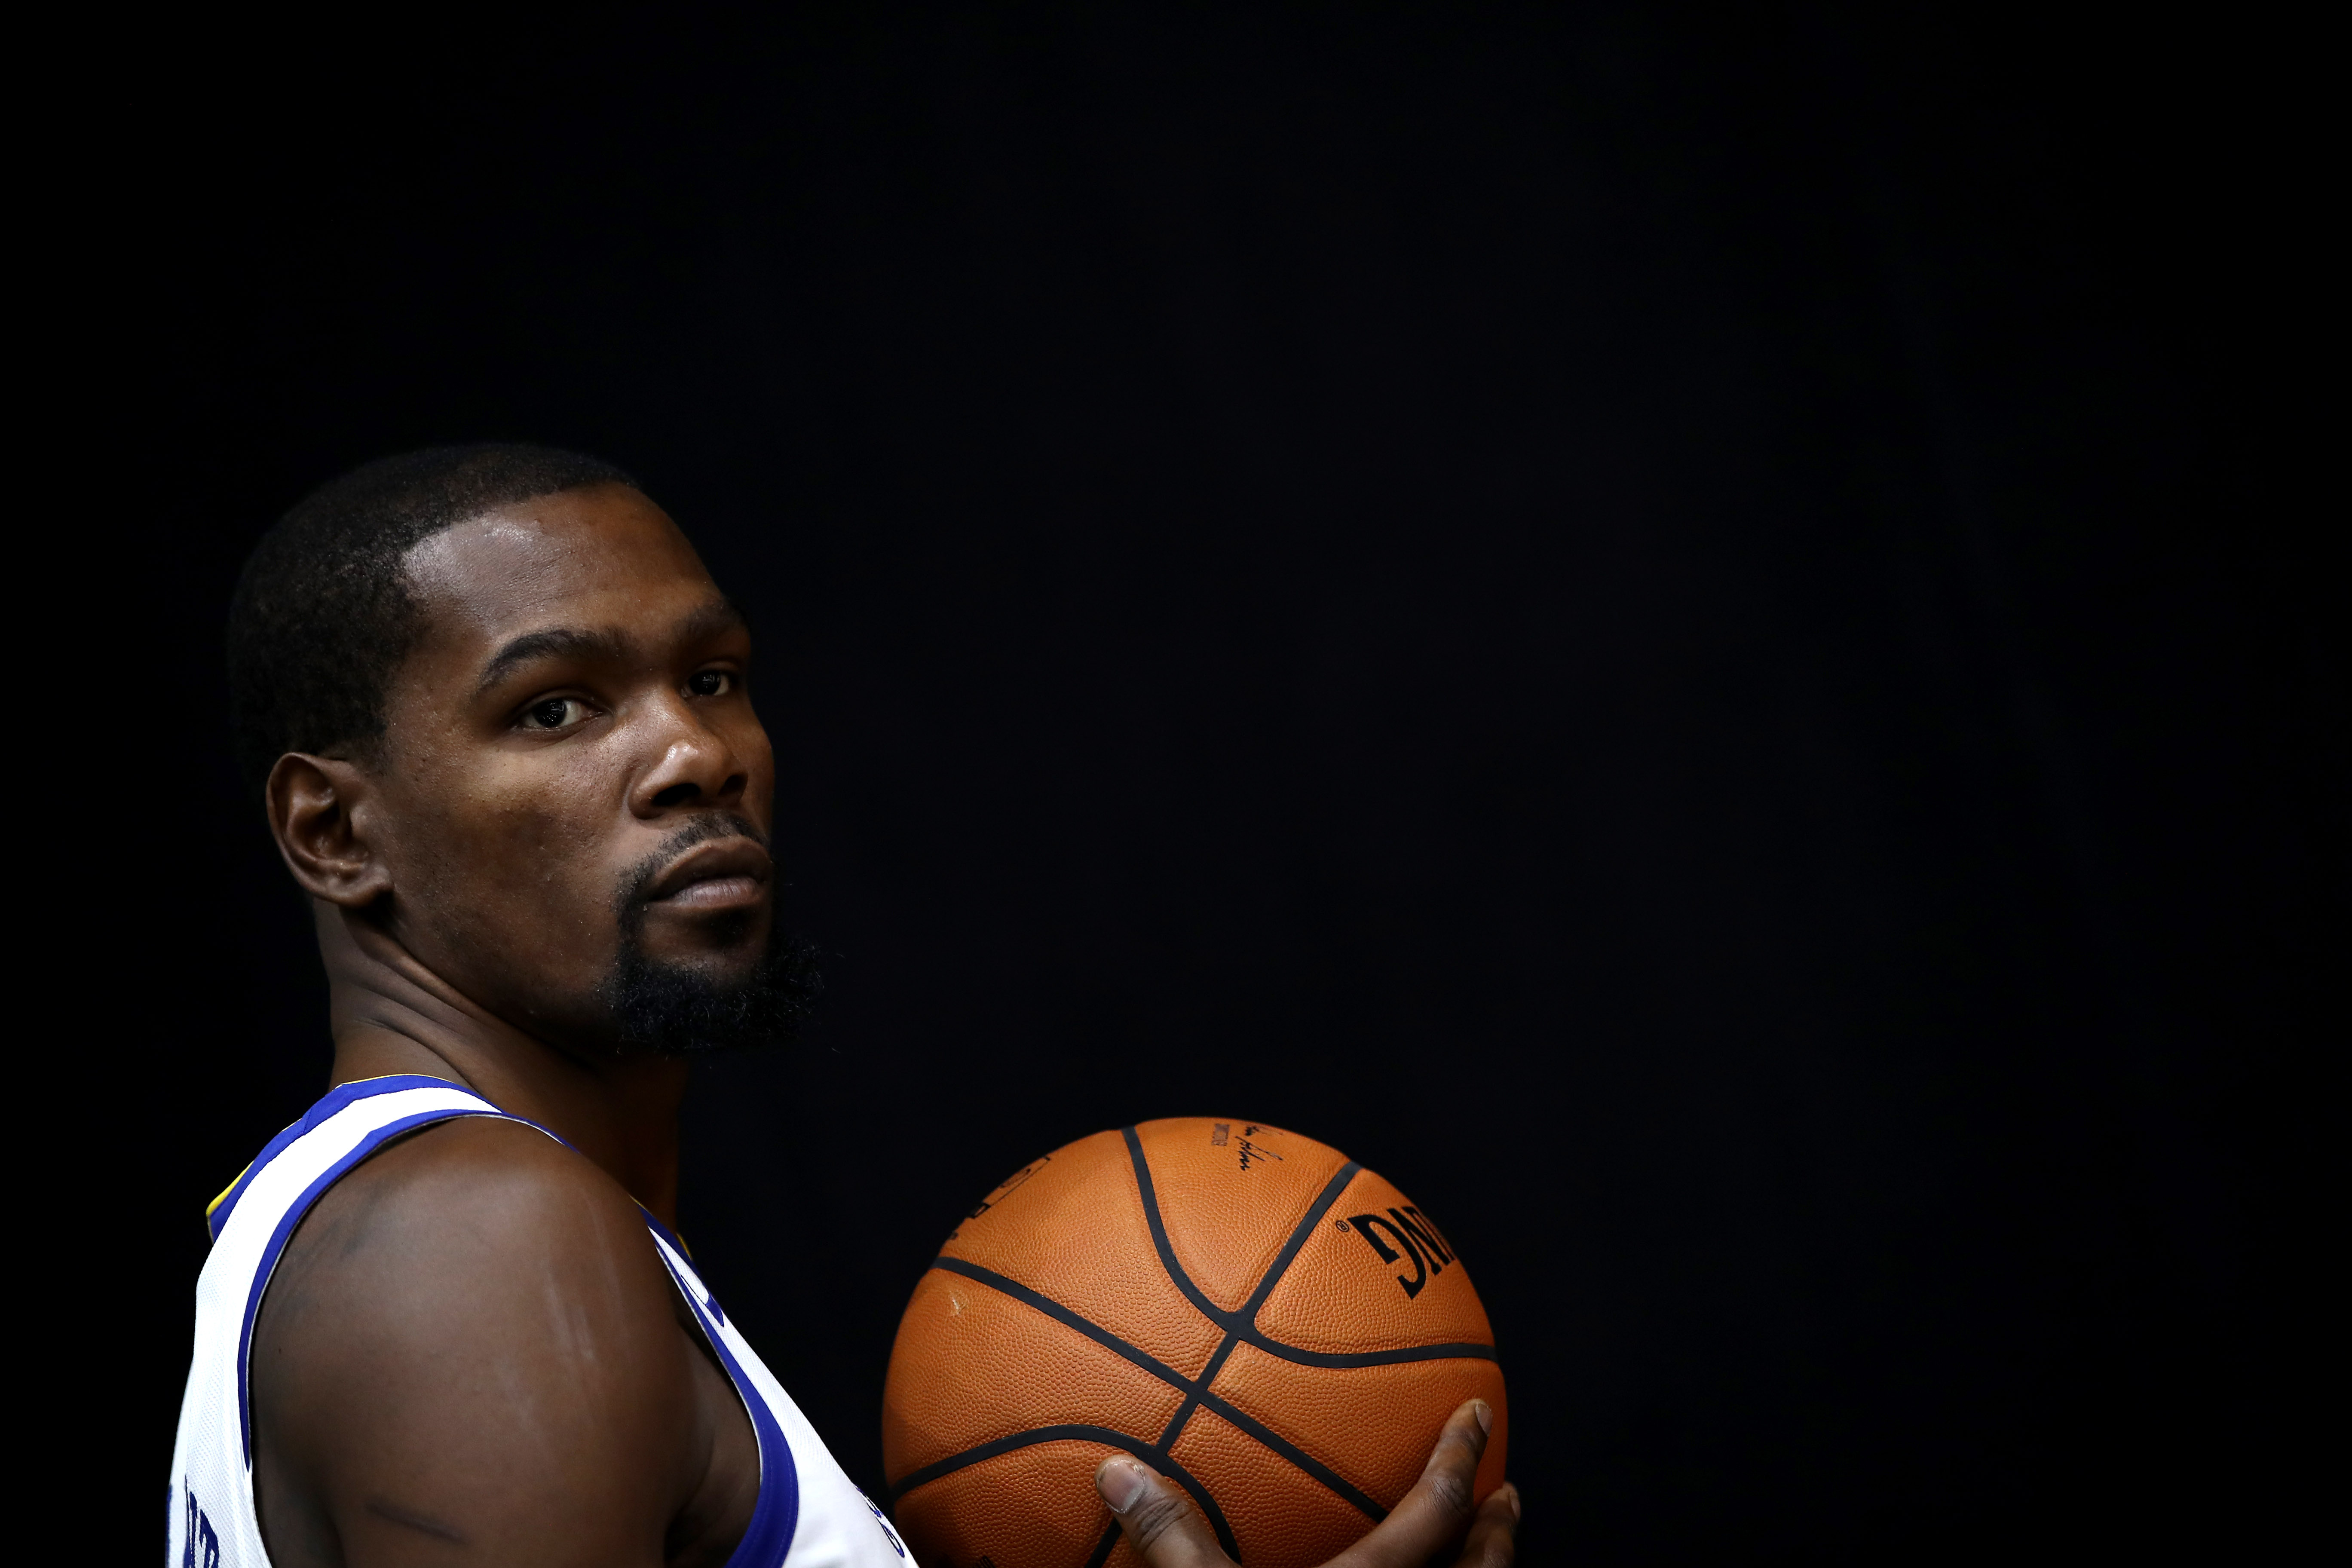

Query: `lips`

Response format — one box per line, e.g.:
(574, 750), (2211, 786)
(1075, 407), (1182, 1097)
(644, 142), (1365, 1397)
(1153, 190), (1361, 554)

(642, 837), (773, 912)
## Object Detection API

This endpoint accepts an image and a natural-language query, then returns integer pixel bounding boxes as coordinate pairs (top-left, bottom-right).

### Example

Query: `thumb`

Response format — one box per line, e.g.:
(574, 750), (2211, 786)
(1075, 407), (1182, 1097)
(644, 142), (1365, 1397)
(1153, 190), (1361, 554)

(1096, 1455), (1234, 1568)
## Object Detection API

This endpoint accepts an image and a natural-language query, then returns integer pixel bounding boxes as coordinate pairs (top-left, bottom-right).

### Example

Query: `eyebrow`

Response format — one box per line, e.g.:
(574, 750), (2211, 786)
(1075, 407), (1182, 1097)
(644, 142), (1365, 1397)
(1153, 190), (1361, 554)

(472, 597), (749, 696)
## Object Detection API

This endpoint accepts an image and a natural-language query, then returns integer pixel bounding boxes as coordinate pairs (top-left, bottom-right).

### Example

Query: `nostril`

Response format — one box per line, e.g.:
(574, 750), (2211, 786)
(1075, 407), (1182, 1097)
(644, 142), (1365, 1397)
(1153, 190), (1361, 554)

(651, 782), (699, 809)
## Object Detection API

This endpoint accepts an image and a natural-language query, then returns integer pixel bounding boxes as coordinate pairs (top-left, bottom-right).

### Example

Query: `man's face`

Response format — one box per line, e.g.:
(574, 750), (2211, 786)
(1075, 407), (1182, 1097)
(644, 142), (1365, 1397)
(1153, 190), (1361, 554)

(362, 484), (779, 1049)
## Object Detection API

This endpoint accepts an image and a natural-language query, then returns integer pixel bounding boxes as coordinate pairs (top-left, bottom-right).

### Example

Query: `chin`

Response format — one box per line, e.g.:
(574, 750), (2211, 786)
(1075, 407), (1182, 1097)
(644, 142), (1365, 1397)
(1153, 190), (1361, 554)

(604, 912), (818, 1056)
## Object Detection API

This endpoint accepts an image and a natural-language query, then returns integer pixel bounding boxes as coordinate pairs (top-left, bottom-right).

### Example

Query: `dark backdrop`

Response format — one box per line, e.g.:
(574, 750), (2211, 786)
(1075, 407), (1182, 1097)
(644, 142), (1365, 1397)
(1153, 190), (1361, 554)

(87, 4), (2333, 1561)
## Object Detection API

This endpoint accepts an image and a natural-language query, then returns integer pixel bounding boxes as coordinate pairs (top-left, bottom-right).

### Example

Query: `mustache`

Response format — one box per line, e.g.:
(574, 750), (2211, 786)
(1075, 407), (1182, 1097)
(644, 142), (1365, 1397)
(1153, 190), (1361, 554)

(615, 813), (771, 917)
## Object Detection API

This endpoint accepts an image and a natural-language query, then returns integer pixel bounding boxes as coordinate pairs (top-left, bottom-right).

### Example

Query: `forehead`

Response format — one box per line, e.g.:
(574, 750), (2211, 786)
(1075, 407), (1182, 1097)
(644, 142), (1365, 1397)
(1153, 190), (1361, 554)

(400, 484), (718, 655)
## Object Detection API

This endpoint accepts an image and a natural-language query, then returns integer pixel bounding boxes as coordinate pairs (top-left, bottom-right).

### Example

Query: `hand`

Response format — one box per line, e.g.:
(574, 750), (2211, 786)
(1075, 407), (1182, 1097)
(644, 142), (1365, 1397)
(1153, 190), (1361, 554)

(1093, 1399), (1519, 1568)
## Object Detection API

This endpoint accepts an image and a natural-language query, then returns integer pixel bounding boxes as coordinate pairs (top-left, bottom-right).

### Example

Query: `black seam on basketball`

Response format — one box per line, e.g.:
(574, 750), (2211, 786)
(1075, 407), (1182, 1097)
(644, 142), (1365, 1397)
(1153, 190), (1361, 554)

(1239, 1159), (1363, 1323)
(1188, 1392), (1388, 1522)
(1083, 1519), (1123, 1568)
(1198, 1333), (1245, 1392)
(886, 1424), (1240, 1562)
(1153, 1328), (1243, 1455)
(1227, 1159), (1499, 1365)
(1240, 1339), (1501, 1369)
(921, 1254), (1495, 1535)
(1121, 1125), (1234, 1326)
(930, 1256), (1199, 1393)
(1097, 1128), (1495, 1538)
(1154, 1387), (1201, 1451)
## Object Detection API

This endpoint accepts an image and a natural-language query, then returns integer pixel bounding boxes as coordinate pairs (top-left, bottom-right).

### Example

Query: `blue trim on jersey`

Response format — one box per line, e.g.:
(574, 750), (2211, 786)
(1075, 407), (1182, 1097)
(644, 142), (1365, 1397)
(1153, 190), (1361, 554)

(206, 1075), (469, 1242)
(639, 1207), (726, 1325)
(234, 1102), (510, 1465)
(650, 1239), (801, 1568)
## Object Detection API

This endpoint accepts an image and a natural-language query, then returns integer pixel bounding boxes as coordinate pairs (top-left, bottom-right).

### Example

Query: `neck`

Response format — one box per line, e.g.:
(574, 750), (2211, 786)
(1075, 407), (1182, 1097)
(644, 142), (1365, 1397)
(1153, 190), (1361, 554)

(314, 899), (690, 1229)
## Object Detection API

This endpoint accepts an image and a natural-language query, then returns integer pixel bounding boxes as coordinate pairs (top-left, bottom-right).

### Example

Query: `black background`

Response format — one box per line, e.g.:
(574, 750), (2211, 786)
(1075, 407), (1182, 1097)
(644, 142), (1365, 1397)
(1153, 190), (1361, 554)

(86, 4), (2334, 1561)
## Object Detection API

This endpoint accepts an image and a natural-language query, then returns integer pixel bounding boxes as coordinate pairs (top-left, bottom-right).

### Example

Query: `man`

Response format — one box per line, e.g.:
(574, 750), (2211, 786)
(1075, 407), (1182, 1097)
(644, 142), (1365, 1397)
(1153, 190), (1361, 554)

(171, 446), (1521, 1567)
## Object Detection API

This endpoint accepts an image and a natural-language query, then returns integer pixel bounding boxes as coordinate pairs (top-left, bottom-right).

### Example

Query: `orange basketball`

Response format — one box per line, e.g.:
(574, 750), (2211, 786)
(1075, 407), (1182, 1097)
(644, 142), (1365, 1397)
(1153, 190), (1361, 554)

(881, 1118), (1507, 1568)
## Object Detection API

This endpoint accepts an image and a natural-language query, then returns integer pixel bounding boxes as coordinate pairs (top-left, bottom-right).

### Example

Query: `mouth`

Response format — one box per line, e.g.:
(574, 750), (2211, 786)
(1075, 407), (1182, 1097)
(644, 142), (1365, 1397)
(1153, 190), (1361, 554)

(640, 837), (774, 914)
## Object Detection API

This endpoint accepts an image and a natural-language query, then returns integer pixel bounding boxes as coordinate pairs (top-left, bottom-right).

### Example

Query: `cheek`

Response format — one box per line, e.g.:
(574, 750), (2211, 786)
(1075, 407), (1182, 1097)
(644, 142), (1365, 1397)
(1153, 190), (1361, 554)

(396, 761), (619, 933)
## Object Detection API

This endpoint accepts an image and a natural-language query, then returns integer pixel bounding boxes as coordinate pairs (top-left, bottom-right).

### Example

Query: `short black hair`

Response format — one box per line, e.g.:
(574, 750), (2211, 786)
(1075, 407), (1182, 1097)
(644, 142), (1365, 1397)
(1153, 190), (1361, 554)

(227, 443), (637, 792)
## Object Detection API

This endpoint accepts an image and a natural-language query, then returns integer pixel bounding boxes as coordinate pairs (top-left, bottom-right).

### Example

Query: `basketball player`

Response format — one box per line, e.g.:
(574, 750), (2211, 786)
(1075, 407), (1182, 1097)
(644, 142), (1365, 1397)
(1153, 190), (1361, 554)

(170, 447), (1521, 1567)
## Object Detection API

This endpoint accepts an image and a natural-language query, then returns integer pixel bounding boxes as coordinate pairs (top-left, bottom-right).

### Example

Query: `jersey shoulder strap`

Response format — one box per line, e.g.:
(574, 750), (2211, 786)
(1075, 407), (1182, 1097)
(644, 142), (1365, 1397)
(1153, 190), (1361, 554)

(204, 1073), (516, 1242)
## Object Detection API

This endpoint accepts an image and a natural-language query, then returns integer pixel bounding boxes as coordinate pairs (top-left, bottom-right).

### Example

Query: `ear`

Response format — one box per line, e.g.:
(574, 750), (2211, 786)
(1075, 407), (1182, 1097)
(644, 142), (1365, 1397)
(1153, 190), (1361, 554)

(265, 753), (394, 907)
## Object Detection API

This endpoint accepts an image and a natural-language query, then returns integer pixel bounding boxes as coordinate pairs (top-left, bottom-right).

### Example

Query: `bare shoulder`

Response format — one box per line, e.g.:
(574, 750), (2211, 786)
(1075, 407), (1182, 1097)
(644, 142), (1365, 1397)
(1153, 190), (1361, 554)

(258, 1113), (679, 1373)
(251, 1114), (715, 1566)
(275, 1111), (659, 1295)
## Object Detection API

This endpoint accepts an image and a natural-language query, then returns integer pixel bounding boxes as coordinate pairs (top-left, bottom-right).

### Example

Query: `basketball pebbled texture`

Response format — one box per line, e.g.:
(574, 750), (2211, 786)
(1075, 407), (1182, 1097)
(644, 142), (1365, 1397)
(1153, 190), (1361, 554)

(882, 1118), (1507, 1568)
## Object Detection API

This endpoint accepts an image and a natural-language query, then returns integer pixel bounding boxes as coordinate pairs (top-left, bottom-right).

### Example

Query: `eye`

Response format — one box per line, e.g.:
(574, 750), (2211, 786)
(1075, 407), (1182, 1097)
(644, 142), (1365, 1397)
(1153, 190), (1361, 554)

(687, 669), (735, 698)
(518, 696), (592, 732)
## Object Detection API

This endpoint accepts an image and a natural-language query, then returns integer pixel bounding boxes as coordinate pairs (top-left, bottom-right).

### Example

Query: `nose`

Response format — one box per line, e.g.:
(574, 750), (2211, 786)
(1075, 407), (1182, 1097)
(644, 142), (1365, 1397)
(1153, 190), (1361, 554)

(628, 693), (750, 818)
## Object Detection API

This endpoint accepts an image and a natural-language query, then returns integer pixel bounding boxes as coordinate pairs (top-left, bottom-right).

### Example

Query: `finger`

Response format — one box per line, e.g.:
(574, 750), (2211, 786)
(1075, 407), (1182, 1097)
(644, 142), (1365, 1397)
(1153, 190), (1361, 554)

(1450, 1484), (1519, 1568)
(1328, 1399), (1493, 1568)
(1096, 1455), (1234, 1568)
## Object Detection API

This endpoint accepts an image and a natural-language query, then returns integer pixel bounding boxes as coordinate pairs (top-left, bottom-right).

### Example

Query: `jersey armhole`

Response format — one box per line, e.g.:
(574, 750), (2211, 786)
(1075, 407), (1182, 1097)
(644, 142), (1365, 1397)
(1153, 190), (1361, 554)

(645, 1229), (803, 1568)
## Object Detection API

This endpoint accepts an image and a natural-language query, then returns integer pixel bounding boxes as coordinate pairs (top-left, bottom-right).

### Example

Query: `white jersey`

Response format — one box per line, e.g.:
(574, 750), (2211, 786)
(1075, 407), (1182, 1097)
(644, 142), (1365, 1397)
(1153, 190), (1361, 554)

(167, 1074), (913, 1568)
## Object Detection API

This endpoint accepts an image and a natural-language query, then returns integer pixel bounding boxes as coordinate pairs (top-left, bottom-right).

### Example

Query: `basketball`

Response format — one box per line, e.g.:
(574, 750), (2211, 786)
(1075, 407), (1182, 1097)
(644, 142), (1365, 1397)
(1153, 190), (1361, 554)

(881, 1118), (1507, 1568)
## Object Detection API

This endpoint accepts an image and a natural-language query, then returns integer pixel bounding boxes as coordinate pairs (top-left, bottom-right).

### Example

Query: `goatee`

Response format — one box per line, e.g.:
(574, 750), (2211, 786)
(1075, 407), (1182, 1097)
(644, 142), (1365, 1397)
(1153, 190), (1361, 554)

(603, 815), (823, 1055)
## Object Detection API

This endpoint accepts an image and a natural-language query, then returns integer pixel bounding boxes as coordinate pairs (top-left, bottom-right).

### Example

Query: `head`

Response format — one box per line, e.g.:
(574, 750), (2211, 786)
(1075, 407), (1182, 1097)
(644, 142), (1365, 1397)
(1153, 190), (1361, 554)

(230, 444), (815, 1055)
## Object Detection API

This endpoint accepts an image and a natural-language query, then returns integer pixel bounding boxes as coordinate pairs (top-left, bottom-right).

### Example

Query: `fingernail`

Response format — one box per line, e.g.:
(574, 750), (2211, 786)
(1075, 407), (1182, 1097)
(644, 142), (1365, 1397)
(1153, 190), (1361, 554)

(1098, 1458), (1150, 1515)
(1506, 1484), (1522, 1521)
(1472, 1400), (1494, 1436)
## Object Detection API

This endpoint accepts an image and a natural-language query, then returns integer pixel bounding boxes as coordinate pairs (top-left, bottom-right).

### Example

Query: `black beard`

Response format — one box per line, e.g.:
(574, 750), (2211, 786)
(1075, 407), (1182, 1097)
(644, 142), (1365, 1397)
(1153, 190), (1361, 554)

(603, 816), (823, 1056)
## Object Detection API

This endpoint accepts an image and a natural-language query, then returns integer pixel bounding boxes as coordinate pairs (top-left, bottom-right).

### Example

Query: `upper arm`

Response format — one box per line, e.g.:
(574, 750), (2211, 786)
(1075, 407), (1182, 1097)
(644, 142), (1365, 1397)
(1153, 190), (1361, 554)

(249, 1116), (716, 1567)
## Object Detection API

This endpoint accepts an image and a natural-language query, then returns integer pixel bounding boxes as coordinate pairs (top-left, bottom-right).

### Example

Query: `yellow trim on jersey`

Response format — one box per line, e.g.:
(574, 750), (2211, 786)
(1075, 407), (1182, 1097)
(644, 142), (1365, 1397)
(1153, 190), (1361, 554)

(206, 1163), (254, 1219)
(329, 1072), (468, 1090)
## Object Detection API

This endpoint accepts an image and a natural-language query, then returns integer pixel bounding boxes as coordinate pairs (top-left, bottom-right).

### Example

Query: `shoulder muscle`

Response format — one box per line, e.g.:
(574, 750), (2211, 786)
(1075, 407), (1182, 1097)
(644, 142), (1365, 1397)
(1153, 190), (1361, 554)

(251, 1115), (714, 1566)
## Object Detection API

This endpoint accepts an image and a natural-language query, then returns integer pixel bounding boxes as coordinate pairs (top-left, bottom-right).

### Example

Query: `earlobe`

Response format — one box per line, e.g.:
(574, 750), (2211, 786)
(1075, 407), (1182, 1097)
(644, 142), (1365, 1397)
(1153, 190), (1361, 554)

(266, 753), (394, 907)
